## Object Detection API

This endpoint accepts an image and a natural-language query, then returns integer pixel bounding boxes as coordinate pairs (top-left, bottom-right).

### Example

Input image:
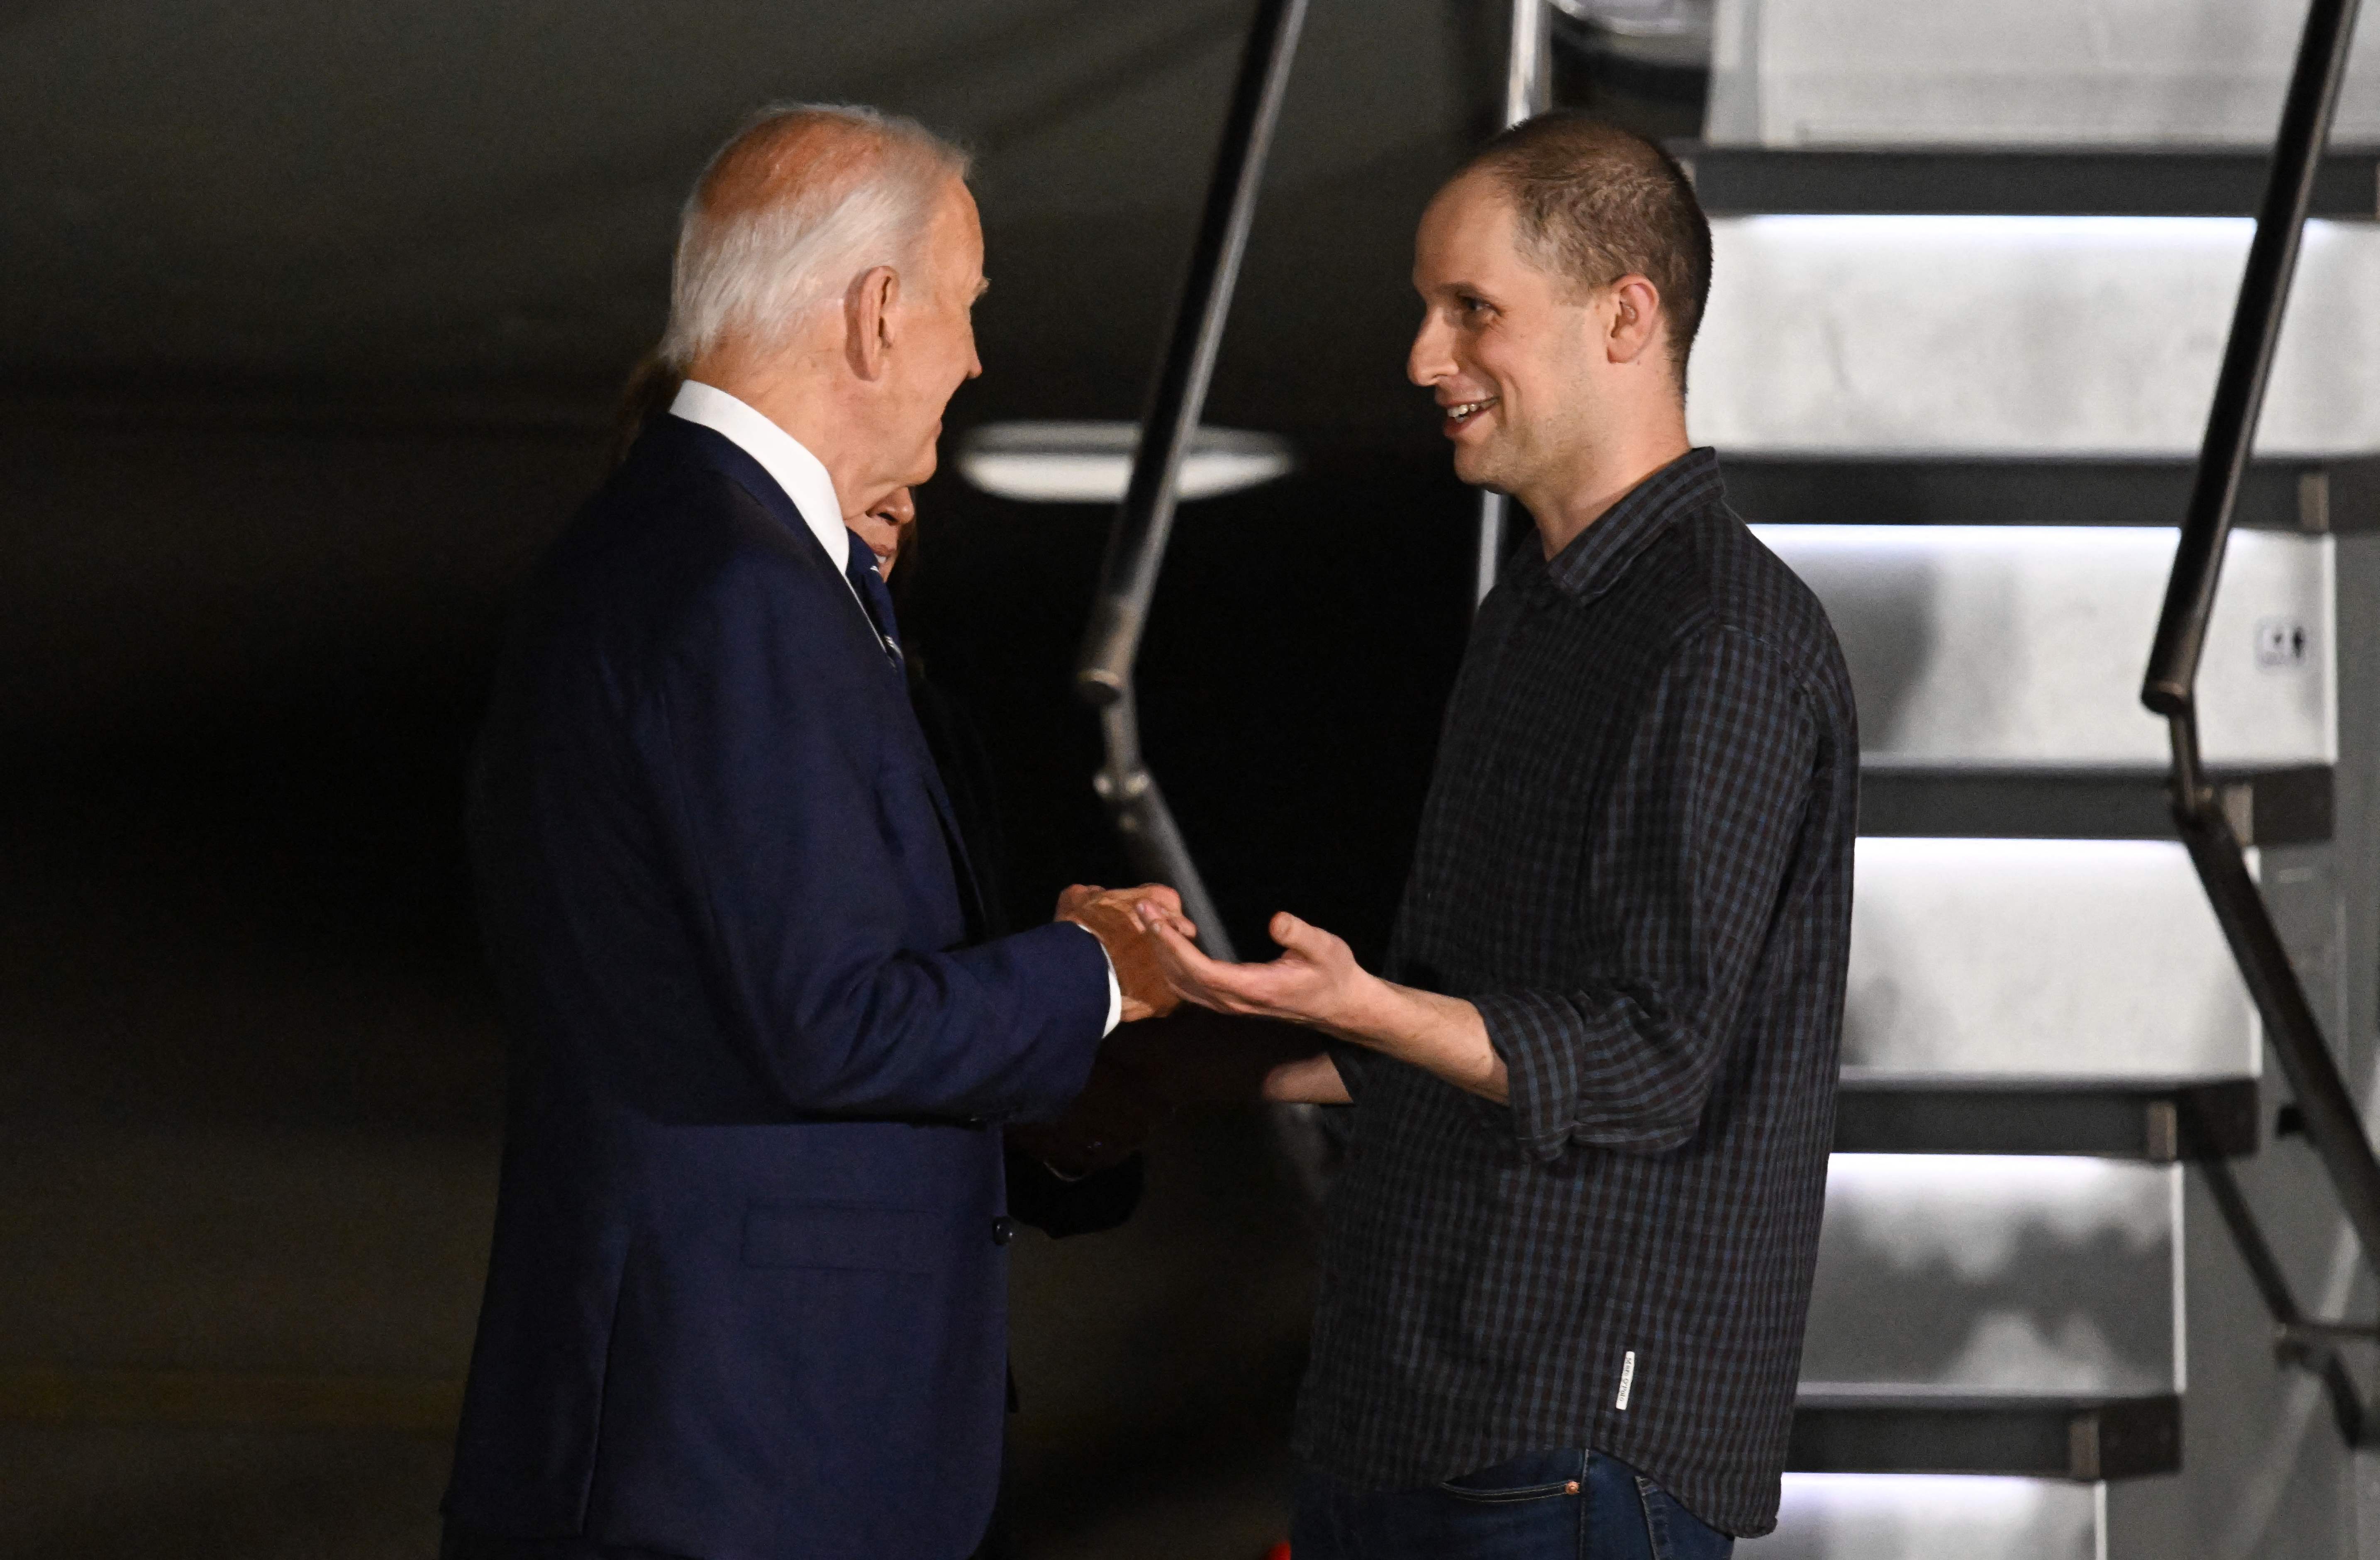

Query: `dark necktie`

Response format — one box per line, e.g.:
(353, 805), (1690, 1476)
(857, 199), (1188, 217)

(843, 529), (990, 941)
(841, 531), (904, 670)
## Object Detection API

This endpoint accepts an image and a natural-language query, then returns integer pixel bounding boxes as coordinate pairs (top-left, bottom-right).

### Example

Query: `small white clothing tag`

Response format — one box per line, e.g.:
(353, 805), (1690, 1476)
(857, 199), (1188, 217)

(1615, 1350), (1636, 1411)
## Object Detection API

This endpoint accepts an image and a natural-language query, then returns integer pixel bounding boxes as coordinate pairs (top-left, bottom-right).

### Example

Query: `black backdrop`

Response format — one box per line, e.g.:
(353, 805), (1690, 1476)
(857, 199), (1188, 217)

(0, 2), (1705, 1551)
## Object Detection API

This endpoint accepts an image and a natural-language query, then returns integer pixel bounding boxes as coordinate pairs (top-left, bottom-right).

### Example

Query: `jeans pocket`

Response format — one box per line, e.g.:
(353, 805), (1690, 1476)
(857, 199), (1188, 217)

(1437, 1450), (1586, 1505)
(1634, 1475), (1733, 1560)
(1436, 1476), (1580, 1505)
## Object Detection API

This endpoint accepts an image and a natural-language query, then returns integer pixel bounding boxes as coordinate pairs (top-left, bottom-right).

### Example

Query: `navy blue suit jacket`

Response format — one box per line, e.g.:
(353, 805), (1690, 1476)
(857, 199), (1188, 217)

(444, 416), (1112, 1558)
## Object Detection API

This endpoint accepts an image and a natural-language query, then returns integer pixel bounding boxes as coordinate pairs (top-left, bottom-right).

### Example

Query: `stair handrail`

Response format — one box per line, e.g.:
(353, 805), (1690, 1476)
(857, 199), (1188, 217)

(1073, 0), (1310, 959)
(2140, 0), (2380, 1279)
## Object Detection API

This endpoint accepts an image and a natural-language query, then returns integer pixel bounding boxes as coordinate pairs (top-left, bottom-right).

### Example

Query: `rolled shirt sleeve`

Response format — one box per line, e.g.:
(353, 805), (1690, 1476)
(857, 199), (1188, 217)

(1470, 625), (1817, 1163)
(1327, 1039), (1374, 1101)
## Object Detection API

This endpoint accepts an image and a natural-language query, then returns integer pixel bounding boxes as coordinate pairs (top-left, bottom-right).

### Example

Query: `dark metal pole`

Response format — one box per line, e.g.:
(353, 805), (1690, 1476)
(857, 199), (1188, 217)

(1074, 0), (1309, 956)
(2142, 0), (2362, 714)
(1471, 0), (1553, 607)
(2176, 794), (2380, 1271)
(2198, 1155), (2370, 1445)
(2137, 0), (2380, 1289)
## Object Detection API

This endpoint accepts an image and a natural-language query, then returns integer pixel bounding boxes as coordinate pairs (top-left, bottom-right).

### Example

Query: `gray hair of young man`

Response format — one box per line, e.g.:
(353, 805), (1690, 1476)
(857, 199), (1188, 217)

(658, 103), (971, 372)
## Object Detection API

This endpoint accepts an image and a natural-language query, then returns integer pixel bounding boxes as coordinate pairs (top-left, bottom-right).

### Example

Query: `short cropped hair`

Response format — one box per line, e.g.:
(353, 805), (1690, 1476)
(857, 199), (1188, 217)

(659, 103), (971, 372)
(1456, 113), (1712, 387)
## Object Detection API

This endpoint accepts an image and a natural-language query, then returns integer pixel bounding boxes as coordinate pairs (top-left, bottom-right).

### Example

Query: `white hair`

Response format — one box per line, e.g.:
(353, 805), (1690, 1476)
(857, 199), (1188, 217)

(658, 103), (970, 371)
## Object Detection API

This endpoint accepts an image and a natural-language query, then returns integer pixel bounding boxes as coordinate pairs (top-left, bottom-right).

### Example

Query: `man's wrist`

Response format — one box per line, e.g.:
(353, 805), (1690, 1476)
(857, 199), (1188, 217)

(1329, 968), (1410, 1050)
(1341, 980), (1505, 1102)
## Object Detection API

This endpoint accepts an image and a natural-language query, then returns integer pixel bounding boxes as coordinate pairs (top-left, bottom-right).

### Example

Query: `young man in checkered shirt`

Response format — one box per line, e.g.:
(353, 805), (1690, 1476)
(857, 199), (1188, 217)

(1143, 116), (1857, 1558)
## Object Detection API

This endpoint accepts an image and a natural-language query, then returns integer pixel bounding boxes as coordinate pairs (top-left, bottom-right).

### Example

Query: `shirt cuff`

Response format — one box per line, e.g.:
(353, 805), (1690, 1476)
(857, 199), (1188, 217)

(1101, 946), (1122, 1036)
(1470, 990), (1581, 1163)
(1326, 1039), (1374, 1101)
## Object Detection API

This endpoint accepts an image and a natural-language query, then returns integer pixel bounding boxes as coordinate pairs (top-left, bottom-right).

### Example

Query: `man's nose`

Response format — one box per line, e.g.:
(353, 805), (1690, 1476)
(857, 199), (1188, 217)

(1408, 316), (1452, 387)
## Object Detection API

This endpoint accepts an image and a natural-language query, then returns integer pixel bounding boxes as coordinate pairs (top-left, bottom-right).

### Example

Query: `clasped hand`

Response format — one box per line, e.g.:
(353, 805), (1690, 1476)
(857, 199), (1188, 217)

(1133, 902), (1507, 1105)
(1056, 888), (1505, 1106)
(1053, 882), (1189, 1022)
(1056, 889), (1370, 1035)
(1134, 907), (1371, 1036)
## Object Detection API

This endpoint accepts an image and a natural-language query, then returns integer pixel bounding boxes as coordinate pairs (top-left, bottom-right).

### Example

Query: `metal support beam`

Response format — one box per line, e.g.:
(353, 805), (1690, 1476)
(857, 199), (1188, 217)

(1473, 0), (1554, 607)
(2198, 1155), (2371, 1445)
(1075, 0), (1309, 957)
(2138, 0), (2380, 1444)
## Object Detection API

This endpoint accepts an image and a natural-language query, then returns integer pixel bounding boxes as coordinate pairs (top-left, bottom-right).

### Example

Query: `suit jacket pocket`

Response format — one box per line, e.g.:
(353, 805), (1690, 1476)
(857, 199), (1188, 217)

(742, 1201), (943, 1274)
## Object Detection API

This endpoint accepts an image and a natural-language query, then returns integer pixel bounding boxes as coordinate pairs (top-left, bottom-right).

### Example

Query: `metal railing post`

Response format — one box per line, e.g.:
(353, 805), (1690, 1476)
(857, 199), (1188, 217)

(2143, 0), (2365, 714)
(1074, 0), (1309, 957)
(2140, 0), (2380, 1288)
(1473, 0), (1555, 607)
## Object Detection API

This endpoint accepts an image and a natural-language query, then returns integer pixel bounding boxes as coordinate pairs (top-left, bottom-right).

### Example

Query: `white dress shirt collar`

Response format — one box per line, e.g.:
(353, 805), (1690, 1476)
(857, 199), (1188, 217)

(668, 380), (851, 577)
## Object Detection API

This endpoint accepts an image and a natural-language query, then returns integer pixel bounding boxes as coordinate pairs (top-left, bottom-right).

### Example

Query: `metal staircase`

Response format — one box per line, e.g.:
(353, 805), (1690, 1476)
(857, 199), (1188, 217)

(1081, 0), (2380, 1550)
(1675, 0), (2380, 1553)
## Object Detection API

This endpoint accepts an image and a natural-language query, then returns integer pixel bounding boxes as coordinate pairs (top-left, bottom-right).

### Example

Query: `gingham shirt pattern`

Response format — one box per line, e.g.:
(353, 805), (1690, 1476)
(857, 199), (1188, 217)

(1296, 449), (1857, 1538)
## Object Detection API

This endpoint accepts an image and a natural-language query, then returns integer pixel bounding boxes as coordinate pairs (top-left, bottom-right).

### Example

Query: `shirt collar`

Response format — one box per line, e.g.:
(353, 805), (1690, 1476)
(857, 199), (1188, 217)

(668, 380), (850, 576)
(1537, 446), (1724, 601)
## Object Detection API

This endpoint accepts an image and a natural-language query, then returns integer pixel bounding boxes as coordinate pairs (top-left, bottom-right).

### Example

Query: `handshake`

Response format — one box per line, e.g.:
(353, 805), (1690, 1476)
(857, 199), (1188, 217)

(1053, 882), (1201, 1022)
(1053, 880), (1368, 1032)
(1027, 881), (1383, 1177)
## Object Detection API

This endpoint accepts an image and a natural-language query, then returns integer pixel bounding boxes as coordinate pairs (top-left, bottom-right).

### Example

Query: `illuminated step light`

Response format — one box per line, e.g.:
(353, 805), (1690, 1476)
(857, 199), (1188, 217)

(956, 421), (1296, 505)
(1770, 1474), (2099, 1558)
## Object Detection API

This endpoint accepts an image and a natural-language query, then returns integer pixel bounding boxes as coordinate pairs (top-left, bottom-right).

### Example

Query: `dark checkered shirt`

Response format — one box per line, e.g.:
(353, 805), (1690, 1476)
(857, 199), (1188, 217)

(1297, 448), (1857, 1538)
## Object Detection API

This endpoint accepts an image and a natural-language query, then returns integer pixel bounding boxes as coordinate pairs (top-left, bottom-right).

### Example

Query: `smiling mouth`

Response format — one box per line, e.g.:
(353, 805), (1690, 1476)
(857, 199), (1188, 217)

(1443, 396), (1498, 428)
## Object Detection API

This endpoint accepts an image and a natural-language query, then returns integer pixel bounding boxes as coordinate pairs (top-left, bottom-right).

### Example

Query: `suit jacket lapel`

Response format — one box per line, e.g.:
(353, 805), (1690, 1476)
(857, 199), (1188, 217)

(663, 418), (992, 946)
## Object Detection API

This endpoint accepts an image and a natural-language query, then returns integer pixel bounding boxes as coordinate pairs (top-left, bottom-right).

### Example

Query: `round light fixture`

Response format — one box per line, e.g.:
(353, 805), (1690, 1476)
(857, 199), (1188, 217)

(956, 421), (1297, 505)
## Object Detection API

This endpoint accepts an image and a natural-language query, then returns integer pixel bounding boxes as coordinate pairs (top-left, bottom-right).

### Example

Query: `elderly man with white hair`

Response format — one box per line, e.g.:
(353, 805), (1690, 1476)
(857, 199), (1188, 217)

(440, 105), (1183, 1560)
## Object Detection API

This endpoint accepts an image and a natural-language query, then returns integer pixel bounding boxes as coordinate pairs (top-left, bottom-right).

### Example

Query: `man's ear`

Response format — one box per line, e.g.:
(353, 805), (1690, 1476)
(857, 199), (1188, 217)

(1605, 275), (1665, 368)
(846, 264), (901, 381)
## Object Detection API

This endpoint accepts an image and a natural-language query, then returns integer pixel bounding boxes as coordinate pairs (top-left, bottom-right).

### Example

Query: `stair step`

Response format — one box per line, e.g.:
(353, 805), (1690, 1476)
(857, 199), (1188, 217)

(1844, 837), (2254, 1080)
(1805, 1155), (2177, 1400)
(1755, 1474), (2101, 1560)
(1847, 842), (2256, 1084)
(1834, 1075), (2258, 1160)
(1698, 221), (2380, 457)
(1726, 453), (2380, 534)
(1858, 765), (2330, 846)
(1789, 1390), (2180, 1480)
(1677, 144), (2380, 219)
(1701, 0), (2380, 150)
(1753, 526), (2335, 769)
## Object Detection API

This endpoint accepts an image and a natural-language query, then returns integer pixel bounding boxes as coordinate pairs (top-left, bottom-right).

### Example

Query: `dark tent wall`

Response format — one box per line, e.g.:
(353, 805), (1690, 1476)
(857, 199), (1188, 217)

(3, 0), (1483, 422)
(0, 3), (1506, 1556)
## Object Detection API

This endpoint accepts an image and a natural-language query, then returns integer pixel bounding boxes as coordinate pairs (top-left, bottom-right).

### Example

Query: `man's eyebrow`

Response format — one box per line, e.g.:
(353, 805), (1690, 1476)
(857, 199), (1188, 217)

(973, 276), (991, 300)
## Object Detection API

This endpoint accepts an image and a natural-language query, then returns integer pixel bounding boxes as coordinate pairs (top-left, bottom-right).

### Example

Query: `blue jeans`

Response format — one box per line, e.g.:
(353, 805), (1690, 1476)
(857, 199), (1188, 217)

(1291, 1449), (1734, 1560)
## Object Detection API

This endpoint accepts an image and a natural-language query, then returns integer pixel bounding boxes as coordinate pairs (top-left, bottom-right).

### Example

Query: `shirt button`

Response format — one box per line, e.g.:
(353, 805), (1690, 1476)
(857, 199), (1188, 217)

(990, 1216), (1017, 1246)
